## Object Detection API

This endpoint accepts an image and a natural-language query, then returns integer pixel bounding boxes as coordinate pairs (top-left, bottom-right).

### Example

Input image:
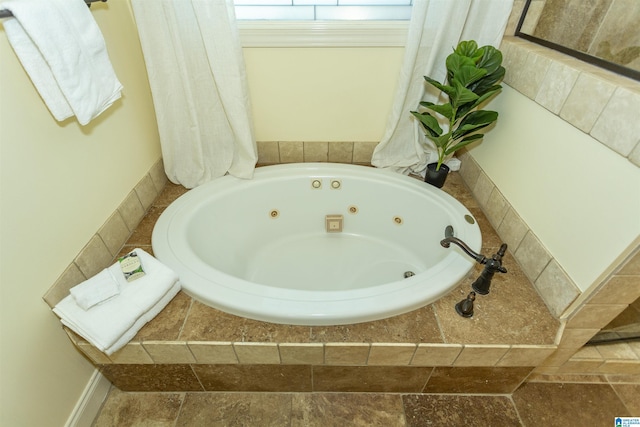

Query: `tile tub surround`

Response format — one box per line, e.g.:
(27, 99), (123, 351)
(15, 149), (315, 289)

(257, 141), (379, 165)
(457, 25), (640, 375)
(457, 150), (640, 375)
(504, 0), (640, 167)
(457, 150), (582, 319)
(43, 158), (168, 307)
(43, 157), (640, 390)
(499, 36), (640, 168)
(553, 341), (640, 376)
(53, 171), (565, 393)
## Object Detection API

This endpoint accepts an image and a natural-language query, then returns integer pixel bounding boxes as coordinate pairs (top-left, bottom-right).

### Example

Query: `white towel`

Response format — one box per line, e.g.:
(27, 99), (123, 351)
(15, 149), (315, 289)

(53, 249), (181, 355)
(69, 264), (122, 310)
(104, 281), (181, 355)
(1, 0), (123, 125)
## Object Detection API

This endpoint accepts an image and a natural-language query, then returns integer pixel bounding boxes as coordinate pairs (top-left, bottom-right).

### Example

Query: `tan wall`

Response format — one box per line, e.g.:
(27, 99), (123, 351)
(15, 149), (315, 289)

(244, 47), (404, 142)
(0, 2), (161, 425)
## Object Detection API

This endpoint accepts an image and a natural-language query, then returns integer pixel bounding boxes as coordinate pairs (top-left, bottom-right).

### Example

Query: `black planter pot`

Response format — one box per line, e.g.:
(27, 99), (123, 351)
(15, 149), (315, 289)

(424, 162), (450, 188)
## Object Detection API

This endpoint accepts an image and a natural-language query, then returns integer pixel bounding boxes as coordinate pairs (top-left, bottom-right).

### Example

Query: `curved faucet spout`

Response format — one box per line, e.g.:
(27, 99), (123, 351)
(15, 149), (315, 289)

(441, 227), (508, 296)
(440, 237), (487, 264)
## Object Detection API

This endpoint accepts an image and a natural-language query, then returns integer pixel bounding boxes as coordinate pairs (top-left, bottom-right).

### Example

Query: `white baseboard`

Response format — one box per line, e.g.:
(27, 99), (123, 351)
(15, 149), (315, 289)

(65, 370), (111, 427)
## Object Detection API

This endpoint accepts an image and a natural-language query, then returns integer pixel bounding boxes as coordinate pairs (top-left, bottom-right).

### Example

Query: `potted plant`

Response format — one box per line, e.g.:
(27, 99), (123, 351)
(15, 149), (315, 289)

(411, 40), (505, 188)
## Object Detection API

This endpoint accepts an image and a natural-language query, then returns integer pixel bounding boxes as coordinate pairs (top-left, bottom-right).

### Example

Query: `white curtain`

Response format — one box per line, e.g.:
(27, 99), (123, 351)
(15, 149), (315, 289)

(131, 0), (257, 188)
(371, 0), (514, 176)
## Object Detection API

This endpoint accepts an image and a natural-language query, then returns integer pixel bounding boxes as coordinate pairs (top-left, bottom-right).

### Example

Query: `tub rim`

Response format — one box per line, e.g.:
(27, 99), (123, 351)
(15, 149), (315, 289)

(152, 163), (481, 325)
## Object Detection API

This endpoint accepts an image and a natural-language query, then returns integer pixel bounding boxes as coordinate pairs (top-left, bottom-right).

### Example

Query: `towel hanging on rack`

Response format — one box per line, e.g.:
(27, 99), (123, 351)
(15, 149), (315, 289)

(1, 0), (122, 125)
(0, 0), (107, 19)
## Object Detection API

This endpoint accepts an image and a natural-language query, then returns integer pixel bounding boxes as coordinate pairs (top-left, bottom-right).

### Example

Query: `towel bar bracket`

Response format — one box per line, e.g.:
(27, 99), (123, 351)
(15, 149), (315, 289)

(0, 0), (107, 19)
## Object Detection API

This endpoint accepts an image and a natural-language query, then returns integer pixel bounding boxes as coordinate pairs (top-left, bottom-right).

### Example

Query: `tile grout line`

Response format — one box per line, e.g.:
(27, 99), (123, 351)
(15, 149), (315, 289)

(507, 393), (527, 427)
(189, 365), (206, 393)
(170, 392), (187, 427)
(398, 393), (409, 426)
(176, 298), (195, 342)
(608, 382), (633, 415)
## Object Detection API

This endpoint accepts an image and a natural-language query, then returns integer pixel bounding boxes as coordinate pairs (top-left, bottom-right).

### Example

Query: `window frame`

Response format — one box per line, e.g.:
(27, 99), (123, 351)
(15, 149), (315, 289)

(237, 20), (409, 47)
(233, 1), (413, 22)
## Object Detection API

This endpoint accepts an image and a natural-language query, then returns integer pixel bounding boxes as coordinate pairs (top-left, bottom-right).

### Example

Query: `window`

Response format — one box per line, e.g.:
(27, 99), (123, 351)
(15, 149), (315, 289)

(234, 0), (413, 21)
(516, 0), (640, 80)
(235, 1), (412, 47)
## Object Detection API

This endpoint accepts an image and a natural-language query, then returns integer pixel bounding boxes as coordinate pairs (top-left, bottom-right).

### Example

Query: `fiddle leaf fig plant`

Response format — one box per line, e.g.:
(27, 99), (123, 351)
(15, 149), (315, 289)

(411, 40), (505, 171)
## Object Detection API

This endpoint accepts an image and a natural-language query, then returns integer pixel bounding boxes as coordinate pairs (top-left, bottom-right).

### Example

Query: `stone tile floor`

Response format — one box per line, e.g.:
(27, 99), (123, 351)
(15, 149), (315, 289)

(94, 378), (639, 426)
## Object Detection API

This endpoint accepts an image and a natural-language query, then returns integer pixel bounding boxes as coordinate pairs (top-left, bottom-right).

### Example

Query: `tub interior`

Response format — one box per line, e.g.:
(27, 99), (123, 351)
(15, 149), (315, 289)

(181, 170), (470, 291)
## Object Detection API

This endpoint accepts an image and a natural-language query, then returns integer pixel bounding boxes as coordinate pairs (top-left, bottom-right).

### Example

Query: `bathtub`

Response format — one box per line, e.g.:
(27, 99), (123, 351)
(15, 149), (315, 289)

(152, 163), (481, 325)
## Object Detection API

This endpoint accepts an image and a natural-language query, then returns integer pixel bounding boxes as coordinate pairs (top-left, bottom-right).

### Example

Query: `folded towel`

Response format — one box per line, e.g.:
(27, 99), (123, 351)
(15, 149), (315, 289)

(69, 265), (122, 310)
(53, 249), (180, 355)
(105, 281), (181, 355)
(1, 0), (123, 125)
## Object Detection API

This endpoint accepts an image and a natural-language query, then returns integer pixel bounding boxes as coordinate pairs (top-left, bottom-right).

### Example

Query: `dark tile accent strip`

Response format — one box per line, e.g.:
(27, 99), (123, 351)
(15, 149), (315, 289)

(192, 364), (313, 392)
(423, 366), (533, 394)
(98, 364), (203, 392)
(312, 365), (433, 393)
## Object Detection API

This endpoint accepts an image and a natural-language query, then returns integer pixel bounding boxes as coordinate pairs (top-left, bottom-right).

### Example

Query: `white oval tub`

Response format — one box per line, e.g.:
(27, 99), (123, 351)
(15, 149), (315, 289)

(152, 163), (481, 325)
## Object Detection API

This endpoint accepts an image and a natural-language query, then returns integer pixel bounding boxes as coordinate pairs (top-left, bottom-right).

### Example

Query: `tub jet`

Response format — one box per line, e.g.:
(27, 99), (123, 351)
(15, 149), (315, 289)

(325, 214), (343, 232)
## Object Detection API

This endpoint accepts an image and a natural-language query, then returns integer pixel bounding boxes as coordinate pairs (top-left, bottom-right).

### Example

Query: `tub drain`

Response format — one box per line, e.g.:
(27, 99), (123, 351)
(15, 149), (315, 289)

(404, 271), (415, 278)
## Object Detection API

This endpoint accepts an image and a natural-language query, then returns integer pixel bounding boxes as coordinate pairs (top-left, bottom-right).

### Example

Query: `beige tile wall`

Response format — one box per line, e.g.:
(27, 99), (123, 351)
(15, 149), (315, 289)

(69, 330), (558, 369)
(457, 151), (581, 318)
(536, 248), (640, 375)
(43, 159), (168, 308)
(494, 6), (640, 374)
(257, 141), (378, 165)
(499, 36), (640, 168)
(458, 149), (640, 375)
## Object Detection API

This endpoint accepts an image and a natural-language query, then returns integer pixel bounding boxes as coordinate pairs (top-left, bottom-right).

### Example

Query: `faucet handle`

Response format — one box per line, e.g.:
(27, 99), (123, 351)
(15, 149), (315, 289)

(487, 244), (508, 273)
(497, 243), (507, 258)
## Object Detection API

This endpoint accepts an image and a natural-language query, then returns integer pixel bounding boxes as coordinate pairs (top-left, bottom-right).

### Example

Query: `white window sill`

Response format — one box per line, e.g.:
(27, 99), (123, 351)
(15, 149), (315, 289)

(237, 21), (409, 47)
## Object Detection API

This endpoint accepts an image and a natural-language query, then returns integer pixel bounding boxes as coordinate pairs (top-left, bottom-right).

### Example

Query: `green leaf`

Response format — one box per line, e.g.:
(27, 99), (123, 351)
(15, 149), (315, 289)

(452, 65), (487, 88)
(455, 40), (481, 60)
(420, 101), (453, 120)
(444, 134), (484, 155)
(423, 76), (458, 102)
(458, 110), (498, 127)
(446, 53), (476, 83)
(425, 132), (453, 150)
(456, 87), (502, 117)
(450, 80), (479, 109)
(451, 110), (498, 139)
(470, 67), (505, 96)
(423, 75), (448, 92)
(411, 111), (443, 137)
(452, 123), (492, 140)
(476, 45), (503, 75)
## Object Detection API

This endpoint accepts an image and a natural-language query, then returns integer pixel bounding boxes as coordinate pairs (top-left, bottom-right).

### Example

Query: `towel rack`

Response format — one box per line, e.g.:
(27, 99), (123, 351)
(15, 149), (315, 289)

(0, 0), (107, 19)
